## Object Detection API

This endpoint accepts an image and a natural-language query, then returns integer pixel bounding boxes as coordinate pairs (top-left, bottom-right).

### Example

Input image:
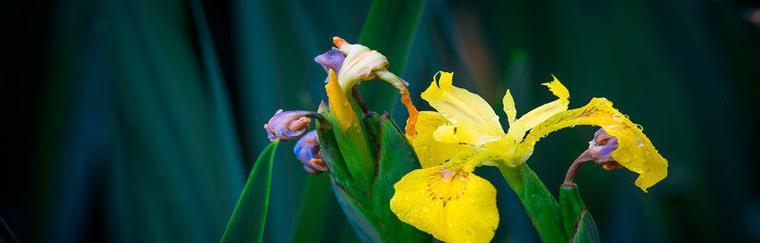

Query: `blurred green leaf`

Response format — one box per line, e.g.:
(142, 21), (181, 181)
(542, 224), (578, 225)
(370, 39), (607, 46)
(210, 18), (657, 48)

(221, 142), (279, 243)
(290, 175), (331, 243)
(357, 0), (425, 112)
(188, 0), (245, 199)
(0, 216), (19, 243)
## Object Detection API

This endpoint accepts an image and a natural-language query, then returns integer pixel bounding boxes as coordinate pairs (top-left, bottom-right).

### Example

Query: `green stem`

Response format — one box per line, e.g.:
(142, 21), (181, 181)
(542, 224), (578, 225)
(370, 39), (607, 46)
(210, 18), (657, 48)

(497, 163), (568, 243)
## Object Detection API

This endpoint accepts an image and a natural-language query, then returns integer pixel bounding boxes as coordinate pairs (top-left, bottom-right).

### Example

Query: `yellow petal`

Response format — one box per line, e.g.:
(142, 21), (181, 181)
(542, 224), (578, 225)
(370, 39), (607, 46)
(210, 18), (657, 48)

(519, 98), (668, 191)
(411, 111), (469, 168)
(502, 89), (517, 126)
(325, 69), (358, 131)
(390, 166), (499, 243)
(421, 72), (504, 145)
(507, 76), (570, 141)
(543, 75), (570, 100)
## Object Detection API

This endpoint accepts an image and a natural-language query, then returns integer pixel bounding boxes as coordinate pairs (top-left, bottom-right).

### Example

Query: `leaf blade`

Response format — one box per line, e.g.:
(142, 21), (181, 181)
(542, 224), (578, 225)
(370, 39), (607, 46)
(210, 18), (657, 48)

(221, 142), (279, 243)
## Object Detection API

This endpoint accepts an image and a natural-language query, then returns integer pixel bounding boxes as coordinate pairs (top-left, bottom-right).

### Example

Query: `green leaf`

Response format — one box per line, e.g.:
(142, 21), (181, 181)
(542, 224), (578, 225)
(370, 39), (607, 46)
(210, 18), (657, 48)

(316, 111), (359, 192)
(221, 142), (279, 243)
(320, 113), (429, 242)
(571, 211), (602, 243)
(356, 0), (425, 112)
(559, 184), (587, 237)
(331, 181), (383, 242)
(498, 163), (568, 243)
(560, 184), (602, 243)
(321, 99), (378, 193)
(371, 115), (429, 242)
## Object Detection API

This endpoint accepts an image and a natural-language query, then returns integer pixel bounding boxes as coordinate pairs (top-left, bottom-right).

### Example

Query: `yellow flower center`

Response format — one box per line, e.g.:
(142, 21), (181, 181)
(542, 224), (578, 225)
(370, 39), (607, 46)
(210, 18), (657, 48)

(426, 167), (470, 207)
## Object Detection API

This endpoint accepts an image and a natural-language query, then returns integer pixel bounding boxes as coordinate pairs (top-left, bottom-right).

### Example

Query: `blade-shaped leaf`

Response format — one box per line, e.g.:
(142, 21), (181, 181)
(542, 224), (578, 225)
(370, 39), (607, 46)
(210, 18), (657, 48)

(560, 184), (601, 243)
(371, 115), (429, 242)
(221, 142), (279, 243)
(559, 184), (587, 237)
(571, 211), (602, 243)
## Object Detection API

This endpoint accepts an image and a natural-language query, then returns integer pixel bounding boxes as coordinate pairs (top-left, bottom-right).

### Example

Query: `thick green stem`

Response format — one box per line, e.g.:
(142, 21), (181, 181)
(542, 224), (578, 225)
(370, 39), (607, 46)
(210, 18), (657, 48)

(497, 163), (569, 243)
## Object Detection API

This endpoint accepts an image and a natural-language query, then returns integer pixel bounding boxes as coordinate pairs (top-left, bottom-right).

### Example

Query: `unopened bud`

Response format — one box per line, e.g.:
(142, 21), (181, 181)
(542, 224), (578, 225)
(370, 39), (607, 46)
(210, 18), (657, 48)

(293, 130), (327, 174)
(586, 128), (623, 170)
(264, 110), (317, 141)
(564, 128), (623, 185)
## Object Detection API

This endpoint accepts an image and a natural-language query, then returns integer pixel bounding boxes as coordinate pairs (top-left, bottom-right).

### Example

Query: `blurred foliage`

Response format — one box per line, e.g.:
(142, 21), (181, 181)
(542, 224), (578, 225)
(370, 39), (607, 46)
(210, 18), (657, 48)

(1, 0), (759, 242)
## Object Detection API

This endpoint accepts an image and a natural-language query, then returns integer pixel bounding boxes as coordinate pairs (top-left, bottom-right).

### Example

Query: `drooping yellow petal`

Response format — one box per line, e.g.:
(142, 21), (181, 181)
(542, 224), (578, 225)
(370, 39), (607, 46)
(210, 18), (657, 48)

(421, 72), (505, 145)
(411, 111), (470, 168)
(390, 166), (499, 243)
(502, 89), (517, 126)
(507, 76), (571, 141)
(325, 69), (358, 131)
(518, 98), (668, 191)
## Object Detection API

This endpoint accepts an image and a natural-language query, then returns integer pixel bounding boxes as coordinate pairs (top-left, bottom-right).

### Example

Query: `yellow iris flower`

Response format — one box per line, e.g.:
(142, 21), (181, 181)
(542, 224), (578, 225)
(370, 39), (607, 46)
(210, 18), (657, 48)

(390, 72), (668, 243)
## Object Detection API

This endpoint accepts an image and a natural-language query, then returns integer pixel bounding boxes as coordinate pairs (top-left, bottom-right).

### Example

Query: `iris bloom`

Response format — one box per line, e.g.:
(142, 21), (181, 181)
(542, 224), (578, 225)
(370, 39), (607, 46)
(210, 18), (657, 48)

(320, 37), (419, 134)
(390, 72), (668, 243)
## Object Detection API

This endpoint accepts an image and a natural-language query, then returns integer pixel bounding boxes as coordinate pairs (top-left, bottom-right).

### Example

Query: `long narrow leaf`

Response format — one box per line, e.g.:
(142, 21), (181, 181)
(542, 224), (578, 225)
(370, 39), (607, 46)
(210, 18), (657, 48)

(221, 142), (279, 243)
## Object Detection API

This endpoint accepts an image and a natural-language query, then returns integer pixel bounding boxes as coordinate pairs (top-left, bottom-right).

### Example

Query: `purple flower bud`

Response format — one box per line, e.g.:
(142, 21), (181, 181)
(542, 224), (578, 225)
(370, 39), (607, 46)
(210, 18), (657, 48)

(293, 130), (327, 174)
(586, 128), (623, 170)
(263, 110), (316, 141)
(314, 49), (345, 77)
(565, 128), (624, 185)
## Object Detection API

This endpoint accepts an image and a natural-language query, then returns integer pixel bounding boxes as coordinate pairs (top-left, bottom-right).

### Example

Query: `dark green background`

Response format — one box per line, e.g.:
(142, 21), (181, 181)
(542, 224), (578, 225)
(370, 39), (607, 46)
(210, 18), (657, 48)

(3, 0), (759, 242)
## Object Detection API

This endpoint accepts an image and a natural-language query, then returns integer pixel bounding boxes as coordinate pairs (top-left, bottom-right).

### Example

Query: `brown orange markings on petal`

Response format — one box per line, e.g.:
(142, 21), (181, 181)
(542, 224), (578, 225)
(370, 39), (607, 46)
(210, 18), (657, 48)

(401, 89), (420, 138)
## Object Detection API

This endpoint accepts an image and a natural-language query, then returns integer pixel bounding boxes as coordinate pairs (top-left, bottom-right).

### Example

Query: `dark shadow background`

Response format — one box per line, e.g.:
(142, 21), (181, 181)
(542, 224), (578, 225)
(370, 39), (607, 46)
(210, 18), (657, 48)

(3, 0), (760, 242)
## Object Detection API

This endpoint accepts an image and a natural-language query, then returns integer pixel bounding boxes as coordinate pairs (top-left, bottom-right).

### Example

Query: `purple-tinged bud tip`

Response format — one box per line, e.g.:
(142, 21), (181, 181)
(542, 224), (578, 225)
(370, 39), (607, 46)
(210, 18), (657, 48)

(293, 130), (327, 174)
(587, 128), (623, 170)
(564, 128), (624, 185)
(264, 110), (317, 141)
(314, 49), (346, 79)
